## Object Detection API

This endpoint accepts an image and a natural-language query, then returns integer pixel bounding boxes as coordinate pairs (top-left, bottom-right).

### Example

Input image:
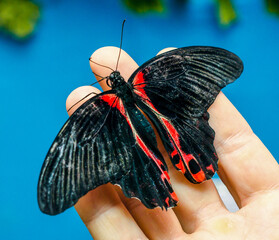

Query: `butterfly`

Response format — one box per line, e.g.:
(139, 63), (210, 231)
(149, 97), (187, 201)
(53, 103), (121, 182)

(37, 45), (243, 215)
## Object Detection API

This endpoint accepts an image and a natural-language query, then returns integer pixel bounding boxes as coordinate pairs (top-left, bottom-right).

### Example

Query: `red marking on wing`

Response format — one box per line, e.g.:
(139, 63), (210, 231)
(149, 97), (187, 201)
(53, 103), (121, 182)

(161, 117), (206, 182)
(170, 149), (186, 173)
(162, 118), (179, 144)
(192, 171), (206, 182)
(135, 89), (159, 113)
(134, 71), (145, 87)
(165, 171), (170, 181)
(175, 161), (186, 174)
(161, 171), (171, 181)
(206, 164), (215, 172)
(100, 94), (117, 107)
(154, 158), (170, 181)
(171, 192), (178, 202)
(134, 72), (160, 114)
(165, 197), (170, 207)
(136, 136), (154, 159)
(101, 94), (133, 129)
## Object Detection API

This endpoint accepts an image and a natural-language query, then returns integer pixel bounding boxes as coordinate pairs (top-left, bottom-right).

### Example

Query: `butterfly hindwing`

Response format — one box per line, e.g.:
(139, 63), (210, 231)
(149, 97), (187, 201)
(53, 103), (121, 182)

(129, 46), (243, 183)
(136, 101), (218, 183)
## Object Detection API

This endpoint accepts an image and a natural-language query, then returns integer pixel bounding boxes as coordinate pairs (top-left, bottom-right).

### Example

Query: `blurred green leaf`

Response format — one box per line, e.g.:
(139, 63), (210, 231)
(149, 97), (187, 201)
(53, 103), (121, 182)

(0, 0), (40, 39)
(266, 0), (279, 15)
(216, 0), (237, 26)
(122, 0), (164, 14)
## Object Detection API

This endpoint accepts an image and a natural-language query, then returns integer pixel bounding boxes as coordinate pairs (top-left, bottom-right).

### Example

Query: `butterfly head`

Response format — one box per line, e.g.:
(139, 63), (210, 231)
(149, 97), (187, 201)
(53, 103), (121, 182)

(108, 71), (125, 88)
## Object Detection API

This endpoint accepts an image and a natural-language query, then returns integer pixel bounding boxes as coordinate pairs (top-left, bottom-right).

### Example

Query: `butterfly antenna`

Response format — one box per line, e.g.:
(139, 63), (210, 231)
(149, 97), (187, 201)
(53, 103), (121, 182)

(115, 19), (126, 71)
(90, 76), (108, 86)
(89, 58), (115, 72)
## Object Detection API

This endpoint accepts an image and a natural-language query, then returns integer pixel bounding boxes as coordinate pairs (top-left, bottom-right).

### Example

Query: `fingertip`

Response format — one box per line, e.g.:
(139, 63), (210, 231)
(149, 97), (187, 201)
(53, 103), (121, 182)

(89, 46), (120, 74)
(157, 47), (177, 56)
(66, 86), (101, 116)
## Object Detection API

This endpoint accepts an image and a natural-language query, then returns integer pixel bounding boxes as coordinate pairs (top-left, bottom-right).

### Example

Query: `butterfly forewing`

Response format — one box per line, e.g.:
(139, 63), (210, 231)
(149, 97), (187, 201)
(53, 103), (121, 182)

(38, 92), (137, 215)
(130, 46), (243, 118)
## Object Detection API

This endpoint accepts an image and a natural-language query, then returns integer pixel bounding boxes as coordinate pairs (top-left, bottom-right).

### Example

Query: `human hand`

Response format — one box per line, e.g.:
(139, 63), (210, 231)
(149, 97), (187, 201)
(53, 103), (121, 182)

(66, 47), (279, 240)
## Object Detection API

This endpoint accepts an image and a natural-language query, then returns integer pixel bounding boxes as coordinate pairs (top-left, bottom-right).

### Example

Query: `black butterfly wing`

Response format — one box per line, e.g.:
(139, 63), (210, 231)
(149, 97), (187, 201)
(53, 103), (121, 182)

(38, 91), (178, 215)
(129, 46), (243, 183)
(38, 91), (134, 215)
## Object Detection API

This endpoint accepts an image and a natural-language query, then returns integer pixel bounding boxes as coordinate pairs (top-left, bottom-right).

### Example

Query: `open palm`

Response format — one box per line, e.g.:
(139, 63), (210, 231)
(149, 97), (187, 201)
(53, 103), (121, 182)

(66, 47), (279, 240)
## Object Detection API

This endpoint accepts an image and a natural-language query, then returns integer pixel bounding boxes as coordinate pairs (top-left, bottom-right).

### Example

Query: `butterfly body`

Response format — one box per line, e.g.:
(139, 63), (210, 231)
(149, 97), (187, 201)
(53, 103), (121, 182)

(38, 46), (243, 215)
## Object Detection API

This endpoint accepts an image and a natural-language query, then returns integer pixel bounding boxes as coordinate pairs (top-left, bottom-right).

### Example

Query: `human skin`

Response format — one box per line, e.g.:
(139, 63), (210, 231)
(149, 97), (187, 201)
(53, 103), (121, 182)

(65, 47), (279, 240)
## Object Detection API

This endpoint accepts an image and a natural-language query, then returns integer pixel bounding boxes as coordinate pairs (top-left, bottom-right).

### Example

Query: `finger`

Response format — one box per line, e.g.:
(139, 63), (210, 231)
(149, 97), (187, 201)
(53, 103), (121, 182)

(208, 92), (279, 207)
(66, 86), (147, 240)
(116, 188), (187, 240)
(89, 46), (187, 240)
(156, 48), (228, 233)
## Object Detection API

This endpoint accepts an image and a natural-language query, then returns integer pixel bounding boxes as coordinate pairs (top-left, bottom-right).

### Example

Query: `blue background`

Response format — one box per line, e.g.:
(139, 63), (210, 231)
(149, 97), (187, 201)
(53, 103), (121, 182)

(0, 0), (278, 239)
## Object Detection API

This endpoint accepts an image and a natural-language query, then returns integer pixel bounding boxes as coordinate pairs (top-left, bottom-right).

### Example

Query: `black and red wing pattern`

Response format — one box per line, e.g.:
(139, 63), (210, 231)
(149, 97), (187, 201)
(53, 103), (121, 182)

(38, 91), (177, 215)
(129, 46), (243, 183)
(112, 103), (178, 209)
